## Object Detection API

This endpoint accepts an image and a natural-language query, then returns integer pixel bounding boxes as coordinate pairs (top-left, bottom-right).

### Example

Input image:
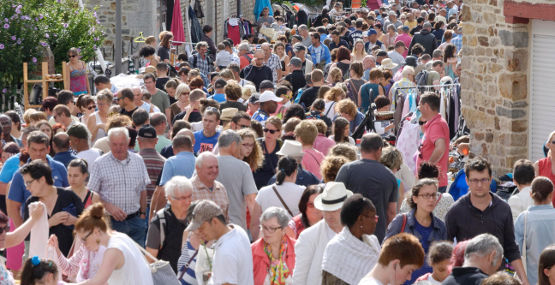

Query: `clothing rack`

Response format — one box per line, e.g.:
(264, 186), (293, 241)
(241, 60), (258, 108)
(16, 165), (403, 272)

(393, 83), (461, 90)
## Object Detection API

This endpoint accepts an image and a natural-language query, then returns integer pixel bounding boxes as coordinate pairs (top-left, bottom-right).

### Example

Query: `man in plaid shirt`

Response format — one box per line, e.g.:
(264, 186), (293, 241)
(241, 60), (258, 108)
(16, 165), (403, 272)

(188, 41), (214, 77)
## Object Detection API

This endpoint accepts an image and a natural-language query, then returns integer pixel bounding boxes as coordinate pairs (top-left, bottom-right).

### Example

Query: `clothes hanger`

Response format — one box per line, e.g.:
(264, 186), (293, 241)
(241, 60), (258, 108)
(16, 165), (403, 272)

(134, 32), (146, 43)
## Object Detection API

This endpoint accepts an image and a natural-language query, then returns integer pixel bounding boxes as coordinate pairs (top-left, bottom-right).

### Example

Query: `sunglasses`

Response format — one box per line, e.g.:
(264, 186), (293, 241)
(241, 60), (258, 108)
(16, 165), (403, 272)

(263, 128), (278, 134)
(87, 105), (96, 110)
(69, 55), (77, 58)
(0, 225), (9, 234)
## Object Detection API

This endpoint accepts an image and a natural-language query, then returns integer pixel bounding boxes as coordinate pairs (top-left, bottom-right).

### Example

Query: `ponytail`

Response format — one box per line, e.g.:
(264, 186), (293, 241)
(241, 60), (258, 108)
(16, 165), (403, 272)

(276, 156), (298, 185)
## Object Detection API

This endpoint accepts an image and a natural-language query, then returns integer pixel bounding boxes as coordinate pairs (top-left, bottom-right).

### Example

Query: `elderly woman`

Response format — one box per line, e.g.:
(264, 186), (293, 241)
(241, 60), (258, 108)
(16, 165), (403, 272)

(146, 176), (192, 272)
(253, 116), (283, 189)
(383, 24), (399, 49)
(321, 155), (349, 183)
(322, 194), (381, 285)
(87, 89), (113, 142)
(515, 176), (555, 285)
(22, 160), (84, 256)
(286, 185), (323, 239)
(385, 178), (447, 284)
(252, 207), (296, 285)
(535, 131), (555, 196)
(170, 83), (191, 123)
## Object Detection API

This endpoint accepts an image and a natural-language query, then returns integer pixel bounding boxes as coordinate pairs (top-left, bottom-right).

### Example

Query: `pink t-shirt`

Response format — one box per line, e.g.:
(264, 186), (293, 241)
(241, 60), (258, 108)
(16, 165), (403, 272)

(395, 33), (412, 57)
(302, 147), (325, 180)
(416, 114), (450, 187)
(313, 134), (336, 156)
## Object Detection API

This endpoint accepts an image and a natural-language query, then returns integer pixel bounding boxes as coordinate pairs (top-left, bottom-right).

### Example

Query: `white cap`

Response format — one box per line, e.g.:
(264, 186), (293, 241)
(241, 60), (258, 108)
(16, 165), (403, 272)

(259, 90), (282, 103)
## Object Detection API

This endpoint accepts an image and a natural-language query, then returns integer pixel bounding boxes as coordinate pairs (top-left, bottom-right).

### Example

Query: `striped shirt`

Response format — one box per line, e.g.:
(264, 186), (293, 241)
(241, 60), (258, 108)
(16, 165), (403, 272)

(139, 148), (166, 205)
(88, 152), (150, 215)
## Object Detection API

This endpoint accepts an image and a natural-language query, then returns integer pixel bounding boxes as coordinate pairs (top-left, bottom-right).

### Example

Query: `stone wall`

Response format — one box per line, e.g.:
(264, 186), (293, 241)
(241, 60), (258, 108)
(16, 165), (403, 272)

(460, 0), (530, 175)
(86, 0), (256, 61)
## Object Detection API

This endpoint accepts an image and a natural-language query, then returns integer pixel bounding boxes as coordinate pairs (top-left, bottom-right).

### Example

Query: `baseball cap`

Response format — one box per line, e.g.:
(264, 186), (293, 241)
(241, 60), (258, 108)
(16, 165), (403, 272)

(67, 123), (89, 140)
(402, 25), (410, 32)
(405, 56), (418, 67)
(293, 43), (306, 52)
(138, 124), (157, 139)
(186, 200), (224, 231)
(365, 29), (377, 37)
(259, 91), (282, 103)
(259, 80), (274, 90)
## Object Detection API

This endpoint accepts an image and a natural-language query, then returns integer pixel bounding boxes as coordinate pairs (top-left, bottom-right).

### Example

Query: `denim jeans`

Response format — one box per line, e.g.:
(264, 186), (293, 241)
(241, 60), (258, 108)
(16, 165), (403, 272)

(111, 215), (147, 247)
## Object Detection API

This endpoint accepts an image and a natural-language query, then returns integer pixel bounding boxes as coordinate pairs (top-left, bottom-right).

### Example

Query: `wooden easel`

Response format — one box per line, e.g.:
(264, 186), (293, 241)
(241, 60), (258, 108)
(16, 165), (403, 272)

(23, 61), (69, 109)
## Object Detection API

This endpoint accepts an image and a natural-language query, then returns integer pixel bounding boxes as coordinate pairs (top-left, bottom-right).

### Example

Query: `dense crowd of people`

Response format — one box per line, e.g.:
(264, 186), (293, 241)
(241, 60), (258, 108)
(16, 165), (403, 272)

(1, 0), (555, 284)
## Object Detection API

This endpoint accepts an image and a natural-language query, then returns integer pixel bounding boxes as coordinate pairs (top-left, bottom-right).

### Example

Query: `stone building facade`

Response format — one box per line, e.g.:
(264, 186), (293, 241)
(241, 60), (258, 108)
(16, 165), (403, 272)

(461, 0), (555, 174)
(84, 0), (256, 60)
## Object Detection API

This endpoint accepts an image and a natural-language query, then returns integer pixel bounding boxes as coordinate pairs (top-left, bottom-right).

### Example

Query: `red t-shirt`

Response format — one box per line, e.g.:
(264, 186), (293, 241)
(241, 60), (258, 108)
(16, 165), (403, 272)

(417, 114), (450, 187)
(537, 157), (555, 206)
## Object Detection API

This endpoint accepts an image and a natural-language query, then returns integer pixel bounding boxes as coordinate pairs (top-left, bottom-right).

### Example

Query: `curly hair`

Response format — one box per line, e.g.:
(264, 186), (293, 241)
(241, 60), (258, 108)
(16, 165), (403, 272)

(321, 155), (349, 182)
(237, 128), (264, 171)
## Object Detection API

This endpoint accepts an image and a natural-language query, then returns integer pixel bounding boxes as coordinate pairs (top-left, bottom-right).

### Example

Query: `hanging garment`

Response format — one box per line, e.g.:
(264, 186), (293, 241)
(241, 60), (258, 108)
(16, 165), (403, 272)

(448, 86), (461, 139)
(189, 6), (202, 43)
(397, 115), (422, 174)
(241, 20), (254, 36)
(194, 0), (204, 18)
(166, 0), (174, 31)
(225, 18), (242, 45)
(296, 10), (308, 26)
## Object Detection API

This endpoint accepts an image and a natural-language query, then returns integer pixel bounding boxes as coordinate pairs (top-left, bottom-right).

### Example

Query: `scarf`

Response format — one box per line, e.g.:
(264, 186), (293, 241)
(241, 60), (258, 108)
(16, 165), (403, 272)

(263, 236), (290, 285)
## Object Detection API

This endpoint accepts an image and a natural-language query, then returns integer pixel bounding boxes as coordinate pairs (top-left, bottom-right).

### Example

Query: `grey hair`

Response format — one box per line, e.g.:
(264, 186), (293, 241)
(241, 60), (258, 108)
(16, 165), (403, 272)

(149, 112), (167, 127)
(464, 233), (504, 262)
(298, 24), (308, 31)
(196, 41), (208, 50)
(195, 151), (218, 168)
(238, 42), (250, 52)
(164, 176), (193, 199)
(260, 207), (291, 228)
(217, 130), (241, 148)
(107, 127), (129, 141)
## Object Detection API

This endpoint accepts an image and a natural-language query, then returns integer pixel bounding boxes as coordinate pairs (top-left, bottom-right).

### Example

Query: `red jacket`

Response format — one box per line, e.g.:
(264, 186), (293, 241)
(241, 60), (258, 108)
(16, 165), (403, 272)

(251, 236), (296, 285)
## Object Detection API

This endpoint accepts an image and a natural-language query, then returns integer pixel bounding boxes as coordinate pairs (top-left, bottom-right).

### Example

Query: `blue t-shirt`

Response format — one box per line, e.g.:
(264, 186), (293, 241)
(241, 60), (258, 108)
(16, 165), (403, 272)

(208, 93), (226, 103)
(0, 154), (21, 183)
(193, 130), (220, 154)
(53, 151), (78, 168)
(407, 220), (434, 284)
(359, 83), (381, 113)
(8, 157), (69, 209)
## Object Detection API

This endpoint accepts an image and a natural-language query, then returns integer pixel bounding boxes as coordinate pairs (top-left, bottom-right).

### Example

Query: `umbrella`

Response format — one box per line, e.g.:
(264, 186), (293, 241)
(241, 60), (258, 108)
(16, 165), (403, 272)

(171, 0), (185, 45)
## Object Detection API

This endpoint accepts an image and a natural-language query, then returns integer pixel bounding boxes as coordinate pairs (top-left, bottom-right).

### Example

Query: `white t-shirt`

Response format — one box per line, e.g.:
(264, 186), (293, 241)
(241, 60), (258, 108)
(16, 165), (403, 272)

(210, 225), (254, 285)
(256, 182), (305, 216)
(77, 148), (102, 167)
(358, 276), (384, 285)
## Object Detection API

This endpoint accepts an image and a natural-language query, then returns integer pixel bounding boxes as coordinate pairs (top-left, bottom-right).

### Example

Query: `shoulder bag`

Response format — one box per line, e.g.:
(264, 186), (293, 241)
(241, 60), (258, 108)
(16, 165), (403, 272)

(272, 185), (294, 217)
(134, 240), (180, 285)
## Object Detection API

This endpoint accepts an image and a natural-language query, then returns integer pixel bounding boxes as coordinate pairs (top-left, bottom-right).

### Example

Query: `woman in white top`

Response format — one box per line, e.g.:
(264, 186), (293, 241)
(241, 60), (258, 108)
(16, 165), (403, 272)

(323, 86), (346, 121)
(322, 194), (381, 285)
(255, 156), (305, 217)
(87, 89), (112, 142)
(73, 203), (153, 285)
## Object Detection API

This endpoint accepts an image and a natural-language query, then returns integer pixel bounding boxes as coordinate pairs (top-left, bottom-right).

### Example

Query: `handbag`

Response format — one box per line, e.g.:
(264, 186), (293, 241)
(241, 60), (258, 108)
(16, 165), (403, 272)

(134, 241), (180, 285)
(272, 185), (294, 217)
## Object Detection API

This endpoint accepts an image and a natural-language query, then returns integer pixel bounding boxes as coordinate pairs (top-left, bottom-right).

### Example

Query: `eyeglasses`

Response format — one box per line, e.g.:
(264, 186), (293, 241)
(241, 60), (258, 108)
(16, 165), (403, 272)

(260, 225), (282, 233)
(87, 105), (96, 110)
(171, 194), (192, 201)
(551, 140), (555, 144)
(469, 178), (490, 185)
(263, 128), (278, 134)
(24, 179), (36, 188)
(0, 225), (10, 234)
(80, 231), (93, 242)
(417, 193), (440, 200)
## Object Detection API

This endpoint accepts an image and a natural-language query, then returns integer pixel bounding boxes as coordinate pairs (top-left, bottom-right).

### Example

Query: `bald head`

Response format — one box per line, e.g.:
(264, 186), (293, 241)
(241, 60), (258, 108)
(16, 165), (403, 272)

(52, 132), (70, 152)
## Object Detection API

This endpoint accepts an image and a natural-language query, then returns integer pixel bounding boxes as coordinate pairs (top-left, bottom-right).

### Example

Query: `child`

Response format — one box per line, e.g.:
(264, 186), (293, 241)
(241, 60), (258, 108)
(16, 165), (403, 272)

(21, 256), (62, 285)
(415, 241), (454, 285)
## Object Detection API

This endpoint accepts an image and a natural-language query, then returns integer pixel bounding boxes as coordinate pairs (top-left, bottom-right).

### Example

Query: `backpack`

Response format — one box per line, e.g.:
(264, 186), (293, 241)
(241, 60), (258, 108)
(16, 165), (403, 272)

(156, 209), (166, 249)
(192, 53), (213, 69)
(242, 54), (252, 64)
(415, 70), (429, 91)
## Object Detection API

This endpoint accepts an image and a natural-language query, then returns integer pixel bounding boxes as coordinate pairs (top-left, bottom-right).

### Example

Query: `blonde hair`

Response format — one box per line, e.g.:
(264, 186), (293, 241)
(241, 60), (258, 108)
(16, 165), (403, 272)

(327, 67), (343, 84)
(237, 128), (264, 171)
(324, 86), (346, 102)
(175, 83), (191, 100)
